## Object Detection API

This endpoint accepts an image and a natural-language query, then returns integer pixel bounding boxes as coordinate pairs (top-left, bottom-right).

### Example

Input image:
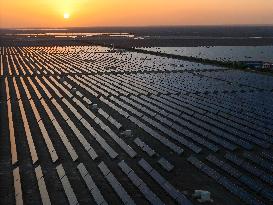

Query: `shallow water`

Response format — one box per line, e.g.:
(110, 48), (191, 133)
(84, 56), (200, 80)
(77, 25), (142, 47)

(5, 32), (134, 38)
(139, 46), (273, 62)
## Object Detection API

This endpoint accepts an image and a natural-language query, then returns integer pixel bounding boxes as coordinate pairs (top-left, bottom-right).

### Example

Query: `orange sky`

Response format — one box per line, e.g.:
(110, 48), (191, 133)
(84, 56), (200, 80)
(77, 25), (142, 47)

(0, 0), (273, 28)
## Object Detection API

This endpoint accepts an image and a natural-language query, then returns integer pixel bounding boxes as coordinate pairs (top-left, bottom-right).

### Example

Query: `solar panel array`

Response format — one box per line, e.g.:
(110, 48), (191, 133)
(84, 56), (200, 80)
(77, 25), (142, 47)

(0, 46), (273, 205)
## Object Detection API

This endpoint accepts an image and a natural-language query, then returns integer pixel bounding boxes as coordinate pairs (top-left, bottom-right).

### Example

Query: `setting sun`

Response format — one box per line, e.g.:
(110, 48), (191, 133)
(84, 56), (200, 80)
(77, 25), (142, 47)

(1, 0), (273, 28)
(64, 12), (70, 19)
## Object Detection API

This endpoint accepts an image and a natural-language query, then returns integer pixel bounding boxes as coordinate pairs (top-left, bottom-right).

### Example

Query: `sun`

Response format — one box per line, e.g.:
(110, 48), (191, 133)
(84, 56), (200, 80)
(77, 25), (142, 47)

(64, 13), (70, 19)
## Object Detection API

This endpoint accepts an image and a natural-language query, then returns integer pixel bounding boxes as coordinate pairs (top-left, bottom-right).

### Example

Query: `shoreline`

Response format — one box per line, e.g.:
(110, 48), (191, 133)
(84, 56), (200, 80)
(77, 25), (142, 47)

(1, 36), (273, 47)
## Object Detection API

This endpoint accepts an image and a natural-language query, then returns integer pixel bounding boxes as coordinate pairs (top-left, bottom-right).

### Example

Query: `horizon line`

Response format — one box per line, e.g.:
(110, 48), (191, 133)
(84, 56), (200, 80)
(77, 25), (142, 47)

(1, 24), (273, 30)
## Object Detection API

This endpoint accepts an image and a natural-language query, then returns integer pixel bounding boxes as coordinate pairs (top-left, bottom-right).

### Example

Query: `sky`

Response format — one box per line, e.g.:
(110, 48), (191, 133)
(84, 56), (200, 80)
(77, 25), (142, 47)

(0, 0), (273, 28)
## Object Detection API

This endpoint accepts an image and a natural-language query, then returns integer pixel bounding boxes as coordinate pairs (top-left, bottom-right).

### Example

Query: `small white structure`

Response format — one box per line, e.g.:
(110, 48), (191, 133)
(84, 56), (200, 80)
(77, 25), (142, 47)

(71, 88), (77, 93)
(192, 190), (213, 203)
(262, 62), (273, 70)
(123, 130), (132, 137)
(60, 77), (65, 83)
(91, 104), (98, 111)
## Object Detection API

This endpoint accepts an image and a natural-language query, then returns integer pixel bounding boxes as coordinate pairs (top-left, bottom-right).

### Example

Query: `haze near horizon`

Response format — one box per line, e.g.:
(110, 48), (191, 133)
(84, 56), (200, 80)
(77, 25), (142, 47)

(0, 0), (273, 28)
